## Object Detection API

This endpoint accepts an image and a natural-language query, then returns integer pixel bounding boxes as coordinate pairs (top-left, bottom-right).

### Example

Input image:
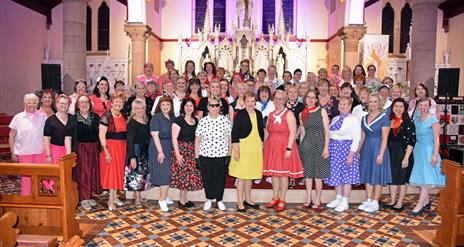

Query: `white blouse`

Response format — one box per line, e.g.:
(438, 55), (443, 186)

(196, 115), (231, 157)
(329, 115), (361, 152)
(255, 100), (276, 118)
(9, 111), (47, 155)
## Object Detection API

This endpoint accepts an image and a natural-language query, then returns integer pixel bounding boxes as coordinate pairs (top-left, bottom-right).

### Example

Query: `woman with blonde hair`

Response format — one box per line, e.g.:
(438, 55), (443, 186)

(263, 90), (303, 211)
(44, 94), (75, 164)
(99, 93), (127, 210)
(124, 99), (150, 208)
(358, 93), (392, 213)
(198, 80), (232, 120)
(230, 92), (264, 212)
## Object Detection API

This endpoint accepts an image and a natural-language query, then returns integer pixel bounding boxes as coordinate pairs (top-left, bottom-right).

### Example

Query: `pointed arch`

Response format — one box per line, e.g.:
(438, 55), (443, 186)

(86, 5), (92, 51)
(213, 0), (226, 32)
(262, 0), (275, 34)
(400, 3), (412, 53)
(382, 2), (394, 53)
(98, 1), (110, 51)
(282, 0), (294, 33)
(195, 0), (208, 33)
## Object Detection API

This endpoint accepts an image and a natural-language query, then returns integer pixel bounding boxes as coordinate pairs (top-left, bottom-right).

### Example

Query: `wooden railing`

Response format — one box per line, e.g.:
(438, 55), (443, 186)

(0, 154), (80, 241)
(434, 159), (464, 247)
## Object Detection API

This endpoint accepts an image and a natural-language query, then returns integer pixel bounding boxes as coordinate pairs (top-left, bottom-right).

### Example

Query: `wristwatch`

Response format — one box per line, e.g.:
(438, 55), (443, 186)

(286, 147), (292, 151)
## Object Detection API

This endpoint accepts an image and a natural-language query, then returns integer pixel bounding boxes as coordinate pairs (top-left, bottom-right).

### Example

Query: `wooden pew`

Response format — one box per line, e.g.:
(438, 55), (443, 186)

(0, 154), (80, 241)
(434, 159), (464, 247)
(0, 211), (19, 247)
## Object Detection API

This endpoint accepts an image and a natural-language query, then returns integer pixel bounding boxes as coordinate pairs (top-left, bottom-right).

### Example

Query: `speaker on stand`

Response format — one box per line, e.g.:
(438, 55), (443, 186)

(437, 68), (460, 158)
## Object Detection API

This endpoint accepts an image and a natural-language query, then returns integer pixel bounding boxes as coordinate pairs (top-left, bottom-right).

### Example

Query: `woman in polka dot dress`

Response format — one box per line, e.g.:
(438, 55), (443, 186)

(324, 96), (361, 212)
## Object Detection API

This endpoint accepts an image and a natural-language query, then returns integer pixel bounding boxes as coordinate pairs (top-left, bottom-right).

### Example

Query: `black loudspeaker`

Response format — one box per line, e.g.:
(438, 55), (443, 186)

(41, 64), (61, 91)
(437, 68), (460, 97)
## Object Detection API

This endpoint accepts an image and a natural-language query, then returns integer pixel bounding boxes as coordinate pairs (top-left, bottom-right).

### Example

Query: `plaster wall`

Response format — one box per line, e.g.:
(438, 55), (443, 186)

(0, 0), (47, 114)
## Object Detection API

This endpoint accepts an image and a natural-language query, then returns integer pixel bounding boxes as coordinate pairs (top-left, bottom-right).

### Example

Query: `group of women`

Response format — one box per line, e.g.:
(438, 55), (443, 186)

(8, 61), (445, 216)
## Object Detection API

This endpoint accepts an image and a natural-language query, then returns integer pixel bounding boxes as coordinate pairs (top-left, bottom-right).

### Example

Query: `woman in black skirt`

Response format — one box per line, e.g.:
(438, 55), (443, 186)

(386, 98), (415, 210)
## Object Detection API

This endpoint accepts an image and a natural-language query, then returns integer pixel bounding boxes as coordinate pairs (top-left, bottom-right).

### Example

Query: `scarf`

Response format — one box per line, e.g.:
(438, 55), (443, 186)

(391, 115), (402, 136)
(329, 113), (349, 131)
(301, 105), (317, 123)
(261, 101), (268, 112)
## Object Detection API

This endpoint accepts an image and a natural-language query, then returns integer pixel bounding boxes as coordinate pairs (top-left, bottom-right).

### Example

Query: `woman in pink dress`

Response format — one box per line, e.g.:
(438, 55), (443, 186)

(263, 90), (303, 211)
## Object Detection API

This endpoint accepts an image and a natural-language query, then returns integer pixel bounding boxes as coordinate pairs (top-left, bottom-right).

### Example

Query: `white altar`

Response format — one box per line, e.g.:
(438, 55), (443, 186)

(177, 0), (310, 77)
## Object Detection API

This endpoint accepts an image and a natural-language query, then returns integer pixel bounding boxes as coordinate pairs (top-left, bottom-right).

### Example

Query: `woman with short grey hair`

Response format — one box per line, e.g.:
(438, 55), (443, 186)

(9, 93), (47, 195)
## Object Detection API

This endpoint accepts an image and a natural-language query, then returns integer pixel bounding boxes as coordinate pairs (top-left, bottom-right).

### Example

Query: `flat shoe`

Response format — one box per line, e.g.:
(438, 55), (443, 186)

(391, 205), (404, 211)
(244, 201), (260, 209)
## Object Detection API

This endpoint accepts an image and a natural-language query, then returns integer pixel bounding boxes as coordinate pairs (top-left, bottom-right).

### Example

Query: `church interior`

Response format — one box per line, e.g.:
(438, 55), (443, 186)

(0, 0), (464, 246)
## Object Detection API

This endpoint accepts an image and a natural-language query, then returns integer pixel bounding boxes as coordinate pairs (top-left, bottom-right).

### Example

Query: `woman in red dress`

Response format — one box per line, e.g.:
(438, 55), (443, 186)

(263, 90), (303, 211)
(99, 92), (127, 210)
(90, 77), (111, 117)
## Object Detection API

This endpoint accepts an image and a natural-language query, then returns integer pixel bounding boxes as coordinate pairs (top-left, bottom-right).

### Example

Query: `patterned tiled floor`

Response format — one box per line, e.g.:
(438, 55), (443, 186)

(77, 195), (439, 246)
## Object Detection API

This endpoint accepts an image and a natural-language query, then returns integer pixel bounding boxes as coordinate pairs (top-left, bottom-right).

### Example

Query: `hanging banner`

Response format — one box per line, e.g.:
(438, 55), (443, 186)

(362, 34), (389, 80)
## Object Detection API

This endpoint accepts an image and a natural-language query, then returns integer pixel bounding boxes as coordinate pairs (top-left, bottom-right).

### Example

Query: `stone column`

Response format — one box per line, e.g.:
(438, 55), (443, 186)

(408, 0), (443, 97)
(338, 24), (367, 69)
(62, 0), (86, 94)
(124, 24), (151, 85)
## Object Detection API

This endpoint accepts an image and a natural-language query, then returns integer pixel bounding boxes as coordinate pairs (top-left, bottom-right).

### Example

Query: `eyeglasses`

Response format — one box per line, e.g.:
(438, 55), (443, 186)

(306, 96), (317, 99)
(208, 103), (221, 108)
(78, 100), (90, 104)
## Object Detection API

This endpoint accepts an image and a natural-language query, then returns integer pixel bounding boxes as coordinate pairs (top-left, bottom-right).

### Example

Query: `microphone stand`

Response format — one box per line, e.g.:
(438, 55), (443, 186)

(441, 93), (449, 158)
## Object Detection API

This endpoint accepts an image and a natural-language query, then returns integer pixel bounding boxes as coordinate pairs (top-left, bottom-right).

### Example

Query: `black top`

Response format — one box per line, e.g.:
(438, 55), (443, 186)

(351, 97), (360, 111)
(126, 120), (150, 160)
(198, 97), (229, 116)
(74, 112), (100, 143)
(123, 96), (155, 120)
(173, 116), (198, 142)
(388, 117), (416, 148)
(231, 109), (264, 143)
(286, 101), (305, 127)
(44, 114), (76, 146)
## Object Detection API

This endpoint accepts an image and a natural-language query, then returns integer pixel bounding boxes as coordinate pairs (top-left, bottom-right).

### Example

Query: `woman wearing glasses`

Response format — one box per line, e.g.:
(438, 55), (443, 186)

(198, 80), (232, 121)
(263, 90), (303, 211)
(72, 94), (101, 210)
(90, 77), (111, 117)
(195, 97), (232, 211)
(44, 94), (75, 164)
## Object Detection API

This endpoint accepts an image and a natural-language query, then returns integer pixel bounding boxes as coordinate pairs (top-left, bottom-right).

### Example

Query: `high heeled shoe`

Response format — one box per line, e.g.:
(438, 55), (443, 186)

(276, 200), (286, 211)
(108, 203), (116, 211)
(422, 201), (432, 211)
(266, 199), (280, 208)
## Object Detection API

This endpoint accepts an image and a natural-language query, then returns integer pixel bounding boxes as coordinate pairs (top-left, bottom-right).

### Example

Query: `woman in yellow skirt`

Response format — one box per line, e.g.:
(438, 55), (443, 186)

(230, 91), (265, 212)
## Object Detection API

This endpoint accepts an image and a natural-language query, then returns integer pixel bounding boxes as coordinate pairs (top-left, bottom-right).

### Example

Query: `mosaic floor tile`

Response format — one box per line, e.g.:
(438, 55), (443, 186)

(74, 195), (440, 246)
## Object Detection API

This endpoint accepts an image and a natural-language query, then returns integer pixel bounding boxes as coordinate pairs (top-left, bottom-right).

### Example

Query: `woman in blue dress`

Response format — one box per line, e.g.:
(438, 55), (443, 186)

(359, 93), (392, 213)
(409, 98), (446, 216)
(149, 96), (174, 212)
